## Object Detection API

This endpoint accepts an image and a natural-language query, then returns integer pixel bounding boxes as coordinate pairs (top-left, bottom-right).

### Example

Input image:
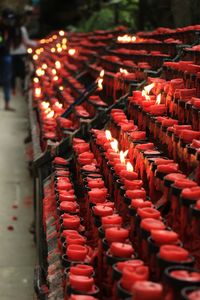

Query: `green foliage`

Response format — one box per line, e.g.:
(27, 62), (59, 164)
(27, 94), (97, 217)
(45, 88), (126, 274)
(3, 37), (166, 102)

(76, 0), (139, 32)
(79, 8), (115, 32)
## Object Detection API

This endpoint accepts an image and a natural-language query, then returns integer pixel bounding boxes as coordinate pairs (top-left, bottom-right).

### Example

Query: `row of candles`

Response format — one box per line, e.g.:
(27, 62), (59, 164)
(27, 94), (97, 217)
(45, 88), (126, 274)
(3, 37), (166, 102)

(30, 30), (109, 151)
(30, 27), (200, 300)
(51, 120), (200, 299)
(44, 106), (200, 299)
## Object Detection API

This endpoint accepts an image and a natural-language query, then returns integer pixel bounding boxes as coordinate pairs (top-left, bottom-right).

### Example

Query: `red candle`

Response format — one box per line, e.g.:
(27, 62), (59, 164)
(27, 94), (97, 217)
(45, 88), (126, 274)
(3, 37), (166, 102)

(87, 179), (105, 189)
(93, 205), (113, 217)
(124, 180), (143, 190)
(60, 201), (78, 213)
(141, 218), (165, 232)
(159, 245), (189, 261)
(105, 227), (129, 243)
(59, 194), (77, 202)
(126, 189), (146, 199)
(116, 260), (144, 272)
(67, 244), (88, 261)
(70, 264), (93, 277)
(53, 157), (68, 165)
(66, 234), (86, 246)
(63, 215), (80, 229)
(132, 281), (163, 300)
(88, 188), (107, 203)
(170, 270), (200, 281)
(150, 230), (178, 245)
(121, 265), (149, 292)
(120, 171), (138, 181)
(137, 207), (161, 219)
(102, 214), (122, 228)
(110, 242), (134, 258)
(131, 199), (152, 209)
(69, 274), (94, 292)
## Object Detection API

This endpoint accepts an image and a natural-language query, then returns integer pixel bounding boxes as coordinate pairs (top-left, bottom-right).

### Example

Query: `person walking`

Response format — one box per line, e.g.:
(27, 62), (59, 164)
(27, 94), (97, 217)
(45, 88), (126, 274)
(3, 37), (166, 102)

(0, 8), (15, 111)
(10, 13), (37, 95)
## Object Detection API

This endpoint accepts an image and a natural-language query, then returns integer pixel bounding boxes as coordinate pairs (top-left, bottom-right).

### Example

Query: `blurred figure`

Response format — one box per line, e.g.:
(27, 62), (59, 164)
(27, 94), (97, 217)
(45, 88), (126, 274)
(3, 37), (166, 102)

(0, 8), (15, 111)
(10, 13), (37, 95)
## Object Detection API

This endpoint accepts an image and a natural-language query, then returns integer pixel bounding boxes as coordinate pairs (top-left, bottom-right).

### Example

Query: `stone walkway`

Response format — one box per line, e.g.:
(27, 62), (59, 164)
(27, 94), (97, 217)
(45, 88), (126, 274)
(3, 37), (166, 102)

(0, 90), (35, 300)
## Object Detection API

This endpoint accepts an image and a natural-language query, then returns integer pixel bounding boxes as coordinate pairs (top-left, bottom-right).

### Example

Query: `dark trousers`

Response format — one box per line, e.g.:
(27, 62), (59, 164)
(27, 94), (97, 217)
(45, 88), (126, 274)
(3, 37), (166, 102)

(11, 54), (27, 91)
(0, 55), (12, 103)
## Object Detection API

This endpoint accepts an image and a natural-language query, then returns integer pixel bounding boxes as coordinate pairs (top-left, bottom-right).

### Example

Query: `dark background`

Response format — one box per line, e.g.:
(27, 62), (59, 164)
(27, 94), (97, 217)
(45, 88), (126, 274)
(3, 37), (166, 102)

(1, 0), (200, 36)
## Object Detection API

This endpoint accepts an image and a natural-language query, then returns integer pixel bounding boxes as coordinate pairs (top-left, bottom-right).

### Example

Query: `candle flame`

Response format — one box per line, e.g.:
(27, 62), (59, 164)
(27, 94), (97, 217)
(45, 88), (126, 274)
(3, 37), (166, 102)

(110, 139), (118, 152)
(97, 78), (103, 90)
(55, 61), (61, 69)
(156, 93), (161, 105)
(33, 77), (39, 83)
(41, 101), (49, 109)
(27, 48), (32, 54)
(53, 75), (59, 81)
(62, 38), (67, 44)
(100, 69), (105, 78)
(59, 30), (65, 36)
(144, 83), (155, 95)
(52, 68), (57, 75)
(36, 68), (45, 77)
(142, 89), (150, 101)
(105, 130), (112, 141)
(126, 161), (133, 172)
(55, 101), (63, 108)
(42, 63), (47, 70)
(120, 151), (126, 164)
(47, 111), (54, 118)
(68, 48), (76, 56)
(117, 34), (137, 43)
(33, 54), (38, 61)
(57, 47), (62, 53)
(119, 68), (129, 75)
(35, 87), (41, 97)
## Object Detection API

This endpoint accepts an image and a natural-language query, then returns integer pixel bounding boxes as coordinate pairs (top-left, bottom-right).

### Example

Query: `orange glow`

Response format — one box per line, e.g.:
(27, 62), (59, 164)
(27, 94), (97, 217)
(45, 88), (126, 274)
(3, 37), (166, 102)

(144, 83), (155, 95)
(126, 161), (133, 172)
(35, 87), (41, 97)
(53, 75), (59, 81)
(62, 38), (67, 44)
(62, 45), (67, 50)
(59, 30), (65, 36)
(41, 101), (49, 109)
(117, 34), (137, 43)
(110, 139), (118, 153)
(120, 151), (126, 164)
(27, 48), (32, 54)
(46, 111), (54, 118)
(119, 68), (129, 75)
(100, 69), (105, 78)
(36, 68), (45, 77)
(105, 130), (112, 141)
(97, 78), (103, 90)
(59, 86), (64, 91)
(156, 93), (161, 105)
(33, 54), (38, 60)
(55, 101), (63, 108)
(51, 47), (56, 53)
(33, 77), (39, 83)
(57, 47), (62, 53)
(42, 63), (47, 70)
(53, 35), (57, 40)
(52, 68), (57, 75)
(68, 48), (76, 56)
